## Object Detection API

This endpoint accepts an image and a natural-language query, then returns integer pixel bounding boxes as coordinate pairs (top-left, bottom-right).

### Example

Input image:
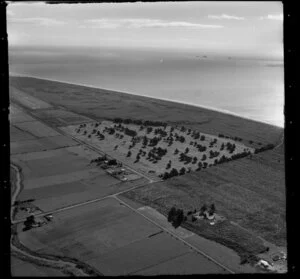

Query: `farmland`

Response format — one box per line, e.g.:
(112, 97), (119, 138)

(10, 104), (144, 220)
(16, 197), (229, 275)
(9, 76), (285, 274)
(122, 146), (286, 259)
(10, 76), (283, 147)
(61, 119), (255, 179)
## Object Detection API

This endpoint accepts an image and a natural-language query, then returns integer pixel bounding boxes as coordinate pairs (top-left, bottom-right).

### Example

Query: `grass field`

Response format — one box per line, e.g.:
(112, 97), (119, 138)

(11, 256), (66, 277)
(9, 76), (285, 274)
(18, 197), (228, 275)
(9, 77), (283, 147)
(31, 108), (93, 127)
(122, 147), (286, 258)
(10, 135), (79, 155)
(11, 143), (143, 214)
(13, 121), (61, 138)
(10, 109), (143, 217)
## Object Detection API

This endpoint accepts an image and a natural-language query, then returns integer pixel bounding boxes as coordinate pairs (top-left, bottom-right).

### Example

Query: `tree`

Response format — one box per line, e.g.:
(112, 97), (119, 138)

(185, 147), (189, 154)
(162, 172), (170, 180)
(200, 204), (207, 215)
(176, 209), (184, 225)
(126, 151), (132, 157)
(168, 206), (177, 222)
(174, 148), (179, 155)
(202, 154), (207, 161)
(210, 203), (216, 215)
(170, 168), (179, 177)
(179, 167), (186, 175)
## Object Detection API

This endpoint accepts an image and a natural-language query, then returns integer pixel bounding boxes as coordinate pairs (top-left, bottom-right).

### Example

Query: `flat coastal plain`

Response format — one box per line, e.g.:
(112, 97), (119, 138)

(9, 76), (285, 275)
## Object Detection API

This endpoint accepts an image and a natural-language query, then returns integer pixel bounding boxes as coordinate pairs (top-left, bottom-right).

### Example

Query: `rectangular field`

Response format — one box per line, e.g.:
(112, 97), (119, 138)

(9, 77), (283, 147)
(10, 86), (52, 109)
(9, 105), (35, 123)
(10, 135), (79, 155)
(13, 121), (60, 138)
(122, 147), (286, 256)
(17, 198), (228, 275)
(133, 252), (227, 275)
(11, 256), (66, 277)
(31, 109), (93, 126)
(10, 125), (37, 142)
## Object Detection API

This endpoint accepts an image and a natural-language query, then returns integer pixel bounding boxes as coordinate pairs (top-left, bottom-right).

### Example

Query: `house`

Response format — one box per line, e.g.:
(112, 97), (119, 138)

(258, 259), (272, 269)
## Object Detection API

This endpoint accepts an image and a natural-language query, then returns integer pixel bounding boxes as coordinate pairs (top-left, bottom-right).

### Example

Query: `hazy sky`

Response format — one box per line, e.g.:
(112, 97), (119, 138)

(7, 1), (283, 58)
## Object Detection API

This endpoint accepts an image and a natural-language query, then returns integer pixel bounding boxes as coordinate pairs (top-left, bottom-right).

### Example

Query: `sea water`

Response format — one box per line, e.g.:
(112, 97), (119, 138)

(9, 46), (284, 127)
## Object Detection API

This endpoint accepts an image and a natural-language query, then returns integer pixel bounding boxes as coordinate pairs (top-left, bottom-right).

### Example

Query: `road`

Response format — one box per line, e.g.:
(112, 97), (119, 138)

(10, 102), (239, 274)
(10, 163), (102, 276)
(113, 196), (234, 274)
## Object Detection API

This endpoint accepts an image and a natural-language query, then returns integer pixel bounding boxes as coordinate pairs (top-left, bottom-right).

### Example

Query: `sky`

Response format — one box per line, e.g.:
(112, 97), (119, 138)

(7, 1), (283, 59)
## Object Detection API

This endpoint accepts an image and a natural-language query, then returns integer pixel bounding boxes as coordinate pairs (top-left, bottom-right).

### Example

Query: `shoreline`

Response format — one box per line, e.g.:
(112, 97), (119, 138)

(10, 73), (284, 129)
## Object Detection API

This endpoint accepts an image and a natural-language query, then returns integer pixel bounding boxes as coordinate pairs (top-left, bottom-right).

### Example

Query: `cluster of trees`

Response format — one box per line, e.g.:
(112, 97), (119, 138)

(167, 207), (186, 228)
(102, 127), (115, 135)
(209, 150), (220, 159)
(179, 152), (193, 164)
(196, 144), (207, 152)
(174, 134), (186, 143)
(218, 133), (243, 142)
(196, 161), (207, 171)
(226, 142), (236, 153)
(124, 127), (137, 137)
(113, 118), (167, 127)
(154, 128), (168, 137)
(114, 133), (124, 139)
(254, 144), (275, 154)
(146, 146), (168, 163)
(149, 136), (162, 147)
(161, 167), (191, 180)
(209, 138), (218, 147)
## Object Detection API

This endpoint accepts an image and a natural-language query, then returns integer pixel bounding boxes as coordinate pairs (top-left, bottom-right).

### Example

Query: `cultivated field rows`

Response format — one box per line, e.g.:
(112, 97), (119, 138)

(17, 197), (229, 275)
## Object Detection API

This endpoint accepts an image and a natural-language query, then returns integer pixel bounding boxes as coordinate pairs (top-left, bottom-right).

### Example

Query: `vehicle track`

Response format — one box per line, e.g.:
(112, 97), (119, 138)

(10, 163), (103, 277)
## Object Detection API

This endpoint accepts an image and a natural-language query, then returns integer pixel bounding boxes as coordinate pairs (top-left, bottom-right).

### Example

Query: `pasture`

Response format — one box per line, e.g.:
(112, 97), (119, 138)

(11, 145), (123, 215)
(122, 147), (286, 257)
(11, 256), (66, 277)
(18, 197), (228, 275)
(32, 108), (93, 127)
(10, 113), (141, 217)
(10, 105), (35, 123)
(13, 121), (60, 138)
(10, 135), (79, 155)
(10, 86), (52, 110)
(9, 77), (283, 147)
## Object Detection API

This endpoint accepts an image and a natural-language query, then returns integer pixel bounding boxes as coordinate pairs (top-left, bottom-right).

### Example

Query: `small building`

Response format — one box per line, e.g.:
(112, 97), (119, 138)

(258, 259), (272, 269)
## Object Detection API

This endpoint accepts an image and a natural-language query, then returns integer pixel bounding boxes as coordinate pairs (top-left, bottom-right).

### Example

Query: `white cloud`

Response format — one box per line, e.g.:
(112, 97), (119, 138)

(8, 17), (66, 27)
(260, 14), (283, 21)
(208, 14), (245, 20)
(83, 18), (223, 29)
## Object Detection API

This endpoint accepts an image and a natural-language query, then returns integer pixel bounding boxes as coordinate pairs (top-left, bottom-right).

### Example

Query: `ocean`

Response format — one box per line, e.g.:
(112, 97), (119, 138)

(9, 46), (284, 127)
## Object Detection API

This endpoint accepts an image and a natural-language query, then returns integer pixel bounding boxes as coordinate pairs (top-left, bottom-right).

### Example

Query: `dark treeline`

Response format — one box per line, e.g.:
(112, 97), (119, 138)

(113, 118), (167, 128)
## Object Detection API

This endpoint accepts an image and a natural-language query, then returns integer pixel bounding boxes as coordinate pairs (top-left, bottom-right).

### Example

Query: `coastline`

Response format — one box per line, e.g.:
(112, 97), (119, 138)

(10, 73), (284, 129)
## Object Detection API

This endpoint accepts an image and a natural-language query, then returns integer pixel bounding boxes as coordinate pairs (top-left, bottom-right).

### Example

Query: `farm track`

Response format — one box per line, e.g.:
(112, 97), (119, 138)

(113, 195), (234, 274)
(10, 101), (282, 275)
(10, 163), (103, 276)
